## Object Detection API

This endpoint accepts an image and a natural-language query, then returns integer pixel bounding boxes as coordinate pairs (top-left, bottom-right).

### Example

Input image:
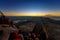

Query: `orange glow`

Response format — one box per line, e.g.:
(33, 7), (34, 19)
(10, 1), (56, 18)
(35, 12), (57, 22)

(1, 12), (60, 16)
(4, 13), (46, 16)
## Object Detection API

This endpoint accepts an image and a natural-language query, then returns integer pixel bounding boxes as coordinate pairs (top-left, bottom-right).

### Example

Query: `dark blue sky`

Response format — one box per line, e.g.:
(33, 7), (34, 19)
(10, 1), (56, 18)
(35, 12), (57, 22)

(0, 0), (60, 13)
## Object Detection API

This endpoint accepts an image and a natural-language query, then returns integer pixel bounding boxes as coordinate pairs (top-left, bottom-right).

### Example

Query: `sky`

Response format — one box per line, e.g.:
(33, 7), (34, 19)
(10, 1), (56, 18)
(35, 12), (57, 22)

(0, 0), (60, 16)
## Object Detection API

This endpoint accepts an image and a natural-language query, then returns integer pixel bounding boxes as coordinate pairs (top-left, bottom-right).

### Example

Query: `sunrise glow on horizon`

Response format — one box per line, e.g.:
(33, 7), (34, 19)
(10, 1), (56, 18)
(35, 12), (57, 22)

(1, 12), (60, 16)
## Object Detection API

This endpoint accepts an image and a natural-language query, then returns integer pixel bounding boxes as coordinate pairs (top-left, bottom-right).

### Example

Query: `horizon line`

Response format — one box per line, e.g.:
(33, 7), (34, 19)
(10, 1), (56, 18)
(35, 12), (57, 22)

(0, 13), (60, 16)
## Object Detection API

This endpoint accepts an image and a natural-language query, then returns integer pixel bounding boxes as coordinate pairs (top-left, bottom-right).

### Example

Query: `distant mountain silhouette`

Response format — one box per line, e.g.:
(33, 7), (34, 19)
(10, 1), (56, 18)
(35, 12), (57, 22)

(45, 14), (60, 17)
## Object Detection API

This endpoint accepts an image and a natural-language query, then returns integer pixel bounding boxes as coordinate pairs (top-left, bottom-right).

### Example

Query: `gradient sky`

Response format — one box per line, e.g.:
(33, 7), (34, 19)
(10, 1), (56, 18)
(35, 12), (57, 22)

(0, 0), (60, 14)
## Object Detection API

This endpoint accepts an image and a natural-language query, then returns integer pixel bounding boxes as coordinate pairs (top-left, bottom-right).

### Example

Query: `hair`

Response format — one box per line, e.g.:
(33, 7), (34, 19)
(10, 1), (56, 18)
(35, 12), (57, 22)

(0, 30), (3, 36)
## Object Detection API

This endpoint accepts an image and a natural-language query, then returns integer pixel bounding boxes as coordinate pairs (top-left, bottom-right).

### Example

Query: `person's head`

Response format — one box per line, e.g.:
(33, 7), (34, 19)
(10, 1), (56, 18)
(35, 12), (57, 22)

(9, 19), (13, 27)
(28, 32), (31, 36)
(35, 37), (39, 40)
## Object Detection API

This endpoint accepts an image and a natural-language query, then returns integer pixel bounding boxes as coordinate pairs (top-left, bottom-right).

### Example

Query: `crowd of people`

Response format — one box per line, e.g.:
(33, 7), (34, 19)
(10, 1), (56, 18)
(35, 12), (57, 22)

(9, 30), (47, 40)
(9, 32), (41, 40)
